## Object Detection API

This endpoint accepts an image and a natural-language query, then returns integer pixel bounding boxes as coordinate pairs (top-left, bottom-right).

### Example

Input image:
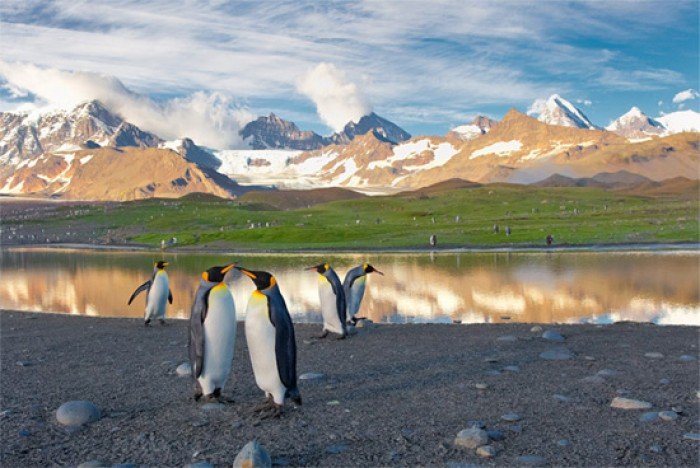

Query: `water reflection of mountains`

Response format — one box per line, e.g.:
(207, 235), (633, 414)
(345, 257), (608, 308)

(1, 250), (698, 325)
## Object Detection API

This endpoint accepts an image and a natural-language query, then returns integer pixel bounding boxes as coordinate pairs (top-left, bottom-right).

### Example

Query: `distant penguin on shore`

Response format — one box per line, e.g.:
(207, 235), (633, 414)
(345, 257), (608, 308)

(237, 267), (301, 418)
(343, 263), (384, 325)
(188, 263), (237, 402)
(128, 260), (173, 326)
(307, 263), (347, 339)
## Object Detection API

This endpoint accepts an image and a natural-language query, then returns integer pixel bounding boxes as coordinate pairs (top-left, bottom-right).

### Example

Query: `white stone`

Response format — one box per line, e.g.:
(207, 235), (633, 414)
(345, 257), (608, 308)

(610, 397), (652, 410)
(454, 427), (489, 449)
(56, 401), (101, 426)
(232, 441), (271, 468)
(176, 362), (192, 377)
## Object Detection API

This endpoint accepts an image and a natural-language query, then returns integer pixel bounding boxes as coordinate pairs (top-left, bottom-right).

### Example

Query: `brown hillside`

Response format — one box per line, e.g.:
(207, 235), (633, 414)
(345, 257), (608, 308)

(238, 187), (366, 210)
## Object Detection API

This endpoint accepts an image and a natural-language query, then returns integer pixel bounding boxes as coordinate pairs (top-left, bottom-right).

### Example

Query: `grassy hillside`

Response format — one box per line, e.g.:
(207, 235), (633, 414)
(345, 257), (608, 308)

(19, 184), (697, 249)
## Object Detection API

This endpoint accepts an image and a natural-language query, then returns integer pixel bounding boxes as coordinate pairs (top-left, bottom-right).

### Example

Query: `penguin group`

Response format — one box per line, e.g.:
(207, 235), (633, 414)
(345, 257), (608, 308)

(127, 259), (383, 417)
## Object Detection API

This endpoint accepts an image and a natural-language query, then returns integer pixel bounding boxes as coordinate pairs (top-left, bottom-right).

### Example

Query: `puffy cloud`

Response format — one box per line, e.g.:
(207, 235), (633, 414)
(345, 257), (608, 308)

(672, 88), (699, 105)
(526, 98), (547, 116)
(296, 63), (371, 132)
(576, 99), (592, 106)
(0, 61), (252, 148)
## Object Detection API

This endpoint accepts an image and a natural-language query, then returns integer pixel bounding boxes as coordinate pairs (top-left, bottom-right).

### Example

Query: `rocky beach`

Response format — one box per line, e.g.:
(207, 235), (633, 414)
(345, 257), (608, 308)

(1, 311), (698, 467)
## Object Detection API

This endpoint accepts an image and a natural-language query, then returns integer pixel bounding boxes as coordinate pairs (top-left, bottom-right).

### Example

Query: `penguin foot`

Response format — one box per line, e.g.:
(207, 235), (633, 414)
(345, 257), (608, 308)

(315, 330), (329, 339)
(252, 397), (274, 413)
(259, 404), (282, 419)
(158, 319), (167, 326)
(203, 394), (220, 403)
(144, 319), (151, 327)
(336, 333), (347, 340)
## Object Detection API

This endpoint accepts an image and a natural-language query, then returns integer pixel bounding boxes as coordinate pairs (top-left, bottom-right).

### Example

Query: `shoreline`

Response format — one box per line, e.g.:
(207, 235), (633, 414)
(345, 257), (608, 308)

(2, 241), (699, 255)
(1, 311), (698, 466)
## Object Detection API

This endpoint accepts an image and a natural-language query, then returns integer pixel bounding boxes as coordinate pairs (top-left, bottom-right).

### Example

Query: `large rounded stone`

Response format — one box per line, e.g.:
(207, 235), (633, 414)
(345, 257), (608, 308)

(539, 347), (574, 360)
(56, 401), (101, 426)
(542, 329), (565, 342)
(176, 362), (192, 377)
(232, 441), (271, 468)
(454, 427), (489, 449)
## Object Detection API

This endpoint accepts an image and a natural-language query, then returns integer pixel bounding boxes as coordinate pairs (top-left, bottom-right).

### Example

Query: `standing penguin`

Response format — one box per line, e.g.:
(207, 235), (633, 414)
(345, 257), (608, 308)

(188, 263), (237, 402)
(237, 267), (301, 417)
(307, 263), (346, 339)
(128, 260), (173, 326)
(343, 263), (384, 325)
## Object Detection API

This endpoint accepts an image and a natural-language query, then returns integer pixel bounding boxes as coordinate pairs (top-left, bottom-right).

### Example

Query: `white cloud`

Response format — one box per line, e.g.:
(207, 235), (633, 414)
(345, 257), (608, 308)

(576, 99), (592, 106)
(672, 88), (699, 104)
(526, 98), (547, 116)
(0, 61), (252, 148)
(297, 63), (371, 132)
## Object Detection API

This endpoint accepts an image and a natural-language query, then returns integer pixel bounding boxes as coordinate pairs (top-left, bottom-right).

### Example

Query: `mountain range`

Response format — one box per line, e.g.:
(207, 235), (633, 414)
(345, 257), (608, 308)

(0, 94), (697, 201)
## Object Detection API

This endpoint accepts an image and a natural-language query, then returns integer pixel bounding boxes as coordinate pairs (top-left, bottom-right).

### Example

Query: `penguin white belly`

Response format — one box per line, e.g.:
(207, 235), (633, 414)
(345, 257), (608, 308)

(348, 275), (366, 318)
(245, 292), (286, 404)
(146, 272), (169, 320)
(319, 277), (343, 334)
(198, 283), (236, 395)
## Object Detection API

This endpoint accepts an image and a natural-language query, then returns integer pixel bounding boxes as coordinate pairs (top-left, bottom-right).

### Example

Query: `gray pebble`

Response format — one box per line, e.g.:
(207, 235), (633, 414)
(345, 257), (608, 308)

(679, 355), (696, 362)
(233, 441), (272, 467)
(507, 424), (523, 433)
(176, 362), (192, 377)
(483, 370), (502, 376)
(56, 401), (101, 426)
(184, 462), (214, 468)
(486, 430), (505, 441)
(484, 357), (499, 363)
(503, 365), (520, 372)
(596, 369), (619, 377)
(454, 427), (489, 449)
(517, 455), (547, 466)
(15, 360), (32, 367)
(530, 325), (543, 333)
(501, 412), (521, 422)
(616, 388), (631, 395)
(639, 412), (660, 423)
(659, 411), (678, 421)
(557, 439), (570, 447)
(649, 444), (662, 453)
(271, 458), (290, 466)
(475, 383), (489, 390)
(683, 433), (700, 441)
(583, 356), (596, 361)
(476, 445), (496, 458)
(542, 329), (565, 342)
(553, 394), (572, 402)
(539, 347), (573, 360)
(581, 375), (606, 384)
(644, 352), (664, 359)
(611, 397), (653, 410)
(299, 372), (325, 380)
(659, 378), (670, 385)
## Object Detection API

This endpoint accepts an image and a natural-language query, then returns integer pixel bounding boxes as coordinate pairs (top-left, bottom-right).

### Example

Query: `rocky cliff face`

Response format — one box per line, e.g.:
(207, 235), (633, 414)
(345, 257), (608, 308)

(239, 113), (327, 150)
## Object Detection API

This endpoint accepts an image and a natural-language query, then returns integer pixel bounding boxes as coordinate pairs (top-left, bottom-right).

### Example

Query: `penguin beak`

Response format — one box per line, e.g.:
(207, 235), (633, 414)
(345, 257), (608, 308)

(305, 266), (318, 271)
(235, 266), (257, 280)
(162, 262), (169, 268)
(221, 263), (236, 274)
(373, 269), (384, 276)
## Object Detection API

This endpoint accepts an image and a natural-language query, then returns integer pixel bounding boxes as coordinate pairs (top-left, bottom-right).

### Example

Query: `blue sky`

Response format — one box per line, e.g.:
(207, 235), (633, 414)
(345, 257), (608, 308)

(0, 0), (697, 146)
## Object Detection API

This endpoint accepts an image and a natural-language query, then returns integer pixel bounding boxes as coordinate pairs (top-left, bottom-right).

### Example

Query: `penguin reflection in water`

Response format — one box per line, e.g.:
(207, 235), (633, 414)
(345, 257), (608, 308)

(238, 267), (301, 418)
(189, 264), (237, 402)
(128, 260), (173, 326)
(343, 263), (384, 325)
(307, 263), (347, 339)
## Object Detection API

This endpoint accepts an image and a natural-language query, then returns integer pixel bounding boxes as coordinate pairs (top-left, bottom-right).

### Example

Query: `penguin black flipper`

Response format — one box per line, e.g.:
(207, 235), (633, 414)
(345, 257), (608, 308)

(328, 271), (347, 330)
(267, 291), (300, 403)
(128, 280), (151, 305)
(168, 290), (173, 304)
(188, 286), (210, 379)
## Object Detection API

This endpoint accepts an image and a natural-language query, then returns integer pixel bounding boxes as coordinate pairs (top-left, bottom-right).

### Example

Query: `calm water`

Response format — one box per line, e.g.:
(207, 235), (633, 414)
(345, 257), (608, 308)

(1, 248), (698, 325)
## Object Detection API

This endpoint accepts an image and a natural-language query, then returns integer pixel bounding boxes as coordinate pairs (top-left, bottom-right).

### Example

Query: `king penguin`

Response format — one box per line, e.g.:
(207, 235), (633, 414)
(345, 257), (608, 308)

(128, 260), (173, 326)
(237, 267), (301, 417)
(343, 263), (384, 325)
(188, 263), (237, 402)
(307, 263), (347, 339)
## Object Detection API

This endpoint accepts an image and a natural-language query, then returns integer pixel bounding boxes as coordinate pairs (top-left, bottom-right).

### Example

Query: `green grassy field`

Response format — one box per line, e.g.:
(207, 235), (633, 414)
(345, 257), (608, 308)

(24, 185), (698, 249)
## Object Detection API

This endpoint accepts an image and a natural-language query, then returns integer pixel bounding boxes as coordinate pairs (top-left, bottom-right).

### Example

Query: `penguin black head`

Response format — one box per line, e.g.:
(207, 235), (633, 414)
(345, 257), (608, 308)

(202, 263), (236, 283)
(155, 261), (169, 269)
(236, 267), (277, 290)
(307, 263), (330, 274)
(363, 263), (384, 275)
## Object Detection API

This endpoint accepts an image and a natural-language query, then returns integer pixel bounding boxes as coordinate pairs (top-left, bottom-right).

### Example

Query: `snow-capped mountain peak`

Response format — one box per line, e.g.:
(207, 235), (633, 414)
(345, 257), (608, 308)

(656, 110), (700, 133)
(537, 94), (597, 130)
(605, 106), (664, 140)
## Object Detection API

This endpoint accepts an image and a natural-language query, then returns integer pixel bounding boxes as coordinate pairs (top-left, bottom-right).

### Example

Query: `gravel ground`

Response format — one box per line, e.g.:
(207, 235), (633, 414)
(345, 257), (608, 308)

(1, 311), (698, 467)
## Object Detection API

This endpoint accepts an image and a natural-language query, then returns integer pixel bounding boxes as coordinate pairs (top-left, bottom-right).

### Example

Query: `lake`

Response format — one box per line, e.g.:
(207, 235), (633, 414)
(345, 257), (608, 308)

(1, 248), (698, 325)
